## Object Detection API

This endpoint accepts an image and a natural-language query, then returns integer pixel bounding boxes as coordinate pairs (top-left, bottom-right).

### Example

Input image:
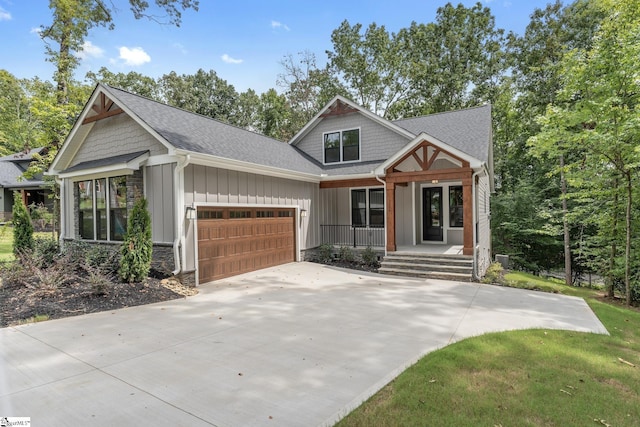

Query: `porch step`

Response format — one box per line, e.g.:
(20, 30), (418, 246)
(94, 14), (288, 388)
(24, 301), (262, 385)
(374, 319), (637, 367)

(379, 253), (474, 282)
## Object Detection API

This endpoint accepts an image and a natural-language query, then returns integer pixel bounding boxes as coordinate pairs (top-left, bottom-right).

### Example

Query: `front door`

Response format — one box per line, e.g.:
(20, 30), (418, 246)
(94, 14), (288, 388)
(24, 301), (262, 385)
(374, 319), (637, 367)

(422, 187), (443, 242)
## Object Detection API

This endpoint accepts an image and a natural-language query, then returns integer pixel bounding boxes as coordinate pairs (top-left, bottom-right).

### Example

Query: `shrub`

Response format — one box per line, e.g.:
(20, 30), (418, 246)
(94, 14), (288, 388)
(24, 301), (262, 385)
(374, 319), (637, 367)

(33, 237), (60, 268)
(482, 262), (505, 284)
(87, 244), (120, 275)
(318, 243), (334, 263)
(29, 203), (53, 230)
(119, 197), (152, 283)
(12, 193), (34, 257)
(338, 246), (355, 263)
(361, 246), (379, 266)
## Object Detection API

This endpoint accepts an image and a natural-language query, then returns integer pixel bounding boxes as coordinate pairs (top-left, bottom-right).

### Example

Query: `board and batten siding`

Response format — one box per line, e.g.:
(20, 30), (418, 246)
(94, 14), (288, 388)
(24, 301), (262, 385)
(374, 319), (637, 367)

(294, 113), (410, 164)
(145, 163), (175, 243)
(476, 174), (492, 277)
(70, 114), (168, 167)
(183, 163), (320, 253)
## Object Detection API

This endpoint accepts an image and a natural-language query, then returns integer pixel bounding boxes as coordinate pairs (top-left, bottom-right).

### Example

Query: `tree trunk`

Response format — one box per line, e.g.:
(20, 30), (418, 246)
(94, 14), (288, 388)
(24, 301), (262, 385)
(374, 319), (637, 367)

(560, 155), (571, 286)
(624, 171), (632, 306)
(56, 17), (71, 106)
(607, 178), (618, 298)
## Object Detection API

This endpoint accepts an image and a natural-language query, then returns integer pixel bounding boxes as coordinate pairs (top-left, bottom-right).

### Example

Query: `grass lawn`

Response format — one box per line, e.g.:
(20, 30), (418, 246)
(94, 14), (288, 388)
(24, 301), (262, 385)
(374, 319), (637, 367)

(0, 227), (57, 262)
(338, 272), (640, 427)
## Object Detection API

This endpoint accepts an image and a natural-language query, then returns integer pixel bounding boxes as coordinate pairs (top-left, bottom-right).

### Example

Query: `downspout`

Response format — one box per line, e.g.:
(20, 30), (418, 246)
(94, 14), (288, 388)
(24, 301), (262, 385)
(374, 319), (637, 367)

(55, 176), (65, 246)
(471, 169), (481, 281)
(172, 155), (190, 275)
(374, 172), (387, 256)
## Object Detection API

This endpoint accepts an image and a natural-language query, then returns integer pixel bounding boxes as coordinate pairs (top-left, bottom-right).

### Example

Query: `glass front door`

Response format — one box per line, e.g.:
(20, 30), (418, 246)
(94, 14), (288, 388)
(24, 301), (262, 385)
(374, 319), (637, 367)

(422, 187), (443, 241)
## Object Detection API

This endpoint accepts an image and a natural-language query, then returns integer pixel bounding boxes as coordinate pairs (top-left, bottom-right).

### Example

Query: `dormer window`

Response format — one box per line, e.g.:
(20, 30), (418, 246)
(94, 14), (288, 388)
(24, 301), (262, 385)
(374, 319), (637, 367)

(324, 128), (360, 164)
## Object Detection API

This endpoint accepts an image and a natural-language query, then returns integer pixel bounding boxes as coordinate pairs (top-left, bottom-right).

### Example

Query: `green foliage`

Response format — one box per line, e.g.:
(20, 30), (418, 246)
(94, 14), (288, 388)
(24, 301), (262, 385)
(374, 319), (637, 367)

(119, 198), (152, 283)
(338, 246), (355, 263)
(12, 194), (34, 257)
(318, 243), (334, 264)
(481, 262), (504, 284)
(361, 246), (379, 266)
(32, 237), (59, 268)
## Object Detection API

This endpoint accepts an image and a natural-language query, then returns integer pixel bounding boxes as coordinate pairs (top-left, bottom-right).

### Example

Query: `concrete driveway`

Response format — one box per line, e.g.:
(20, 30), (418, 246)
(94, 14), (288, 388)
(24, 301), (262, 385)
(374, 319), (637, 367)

(1, 262), (607, 426)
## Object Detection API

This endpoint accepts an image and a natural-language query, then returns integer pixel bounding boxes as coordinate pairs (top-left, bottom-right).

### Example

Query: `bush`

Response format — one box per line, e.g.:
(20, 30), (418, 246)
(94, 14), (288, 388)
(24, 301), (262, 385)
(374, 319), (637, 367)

(29, 203), (53, 230)
(361, 246), (379, 266)
(482, 262), (505, 284)
(33, 237), (59, 268)
(119, 197), (152, 283)
(338, 246), (355, 263)
(318, 243), (334, 263)
(12, 193), (33, 257)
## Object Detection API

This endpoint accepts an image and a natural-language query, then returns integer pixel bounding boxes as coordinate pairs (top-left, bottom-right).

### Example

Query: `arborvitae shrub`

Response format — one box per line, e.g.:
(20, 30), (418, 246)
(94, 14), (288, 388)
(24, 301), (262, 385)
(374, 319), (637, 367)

(12, 193), (34, 258)
(119, 197), (152, 283)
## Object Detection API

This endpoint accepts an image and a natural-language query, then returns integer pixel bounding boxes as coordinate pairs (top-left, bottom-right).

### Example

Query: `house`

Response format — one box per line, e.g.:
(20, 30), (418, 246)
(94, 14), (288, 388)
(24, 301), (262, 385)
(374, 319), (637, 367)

(48, 84), (493, 284)
(0, 147), (52, 222)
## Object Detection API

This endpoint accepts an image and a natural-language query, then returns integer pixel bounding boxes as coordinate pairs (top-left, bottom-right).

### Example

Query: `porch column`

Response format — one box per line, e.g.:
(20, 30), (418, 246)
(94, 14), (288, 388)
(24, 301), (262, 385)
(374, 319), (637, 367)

(463, 180), (473, 256)
(21, 189), (27, 206)
(386, 182), (396, 252)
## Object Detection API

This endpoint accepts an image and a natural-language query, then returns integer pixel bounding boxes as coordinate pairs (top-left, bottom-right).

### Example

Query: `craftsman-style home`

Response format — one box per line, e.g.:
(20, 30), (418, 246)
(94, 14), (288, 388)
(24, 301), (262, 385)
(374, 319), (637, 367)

(49, 84), (493, 284)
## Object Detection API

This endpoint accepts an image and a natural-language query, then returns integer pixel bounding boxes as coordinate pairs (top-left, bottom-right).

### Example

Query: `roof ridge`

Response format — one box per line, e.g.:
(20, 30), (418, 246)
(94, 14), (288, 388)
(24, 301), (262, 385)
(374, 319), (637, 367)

(392, 103), (491, 123)
(103, 84), (288, 145)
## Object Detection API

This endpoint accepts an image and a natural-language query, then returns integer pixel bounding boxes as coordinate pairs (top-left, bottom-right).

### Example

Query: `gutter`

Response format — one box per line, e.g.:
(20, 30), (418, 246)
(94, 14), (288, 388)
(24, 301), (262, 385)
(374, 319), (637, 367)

(471, 169), (481, 281)
(172, 155), (190, 275)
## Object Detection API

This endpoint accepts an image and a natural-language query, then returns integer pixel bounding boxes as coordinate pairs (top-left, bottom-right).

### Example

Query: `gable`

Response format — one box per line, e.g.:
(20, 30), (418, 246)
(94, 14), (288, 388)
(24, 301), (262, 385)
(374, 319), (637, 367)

(294, 111), (412, 165)
(69, 113), (168, 170)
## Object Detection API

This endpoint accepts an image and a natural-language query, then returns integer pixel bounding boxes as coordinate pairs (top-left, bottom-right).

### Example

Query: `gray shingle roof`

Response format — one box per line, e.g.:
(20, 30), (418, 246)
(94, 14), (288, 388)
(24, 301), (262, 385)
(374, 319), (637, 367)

(393, 105), (492, 163)
(0, 151), (45, 188)
(104, 86), (324, 176)
(61, 150), (149, 174)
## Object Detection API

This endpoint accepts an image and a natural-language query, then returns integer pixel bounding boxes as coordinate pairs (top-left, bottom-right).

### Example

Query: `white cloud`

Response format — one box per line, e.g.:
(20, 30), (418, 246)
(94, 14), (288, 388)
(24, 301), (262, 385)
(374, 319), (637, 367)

(76, 41), (104, 59)
(271, 20), (290, 31)
(171, 42), (187, 55)
(221, 53), (243, 64)
(118, 46), (151, 66)
(30, 27), (42, 34)
(0, 7), (11, 21)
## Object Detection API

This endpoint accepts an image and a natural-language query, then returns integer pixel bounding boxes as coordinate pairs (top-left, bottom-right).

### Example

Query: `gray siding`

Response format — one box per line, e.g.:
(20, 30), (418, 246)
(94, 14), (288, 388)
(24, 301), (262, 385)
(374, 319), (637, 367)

(395, 184), (413, 246)
(183, 164), (320, 250)
(295, 113), (410, 164)
(477, 174), (492, 277)
(71, 114), (168, 167)
(145, 163), (175, 243)
(62, 178), (74, 239)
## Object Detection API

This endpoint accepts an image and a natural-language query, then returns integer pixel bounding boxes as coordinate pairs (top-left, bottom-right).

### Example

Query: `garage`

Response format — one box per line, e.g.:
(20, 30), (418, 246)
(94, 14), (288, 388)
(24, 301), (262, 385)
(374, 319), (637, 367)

(197, 207), (296, 283)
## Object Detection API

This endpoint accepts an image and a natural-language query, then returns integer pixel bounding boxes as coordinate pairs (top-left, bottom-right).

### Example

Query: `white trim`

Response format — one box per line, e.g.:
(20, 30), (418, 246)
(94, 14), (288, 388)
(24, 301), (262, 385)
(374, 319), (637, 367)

(191, 202), (302, 286)
(374, 132), (483, 176)
(289, 95), (415, 146)
(348, 186), (384, 228)
(176, 149), (320, 183)
(322, 126), (362, 165)
(144, 154), (181, 167)
(58, 152), (150, 180)
(419, 183), (445, 245)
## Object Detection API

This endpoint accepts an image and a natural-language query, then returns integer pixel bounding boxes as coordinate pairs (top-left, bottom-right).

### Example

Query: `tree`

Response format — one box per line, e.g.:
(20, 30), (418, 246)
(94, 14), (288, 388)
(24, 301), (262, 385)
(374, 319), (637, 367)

(530, 0), (640, 304)
(12, 193), (34, 257)
(119, 197), (152, 283)
(85, 67), (161, 100)
(159, 69), (239, 122)
(40, 0), (199, 105)
(395, 2), (508, 116)
(326, 20), (409, 117)
(257, 89), (292, 141)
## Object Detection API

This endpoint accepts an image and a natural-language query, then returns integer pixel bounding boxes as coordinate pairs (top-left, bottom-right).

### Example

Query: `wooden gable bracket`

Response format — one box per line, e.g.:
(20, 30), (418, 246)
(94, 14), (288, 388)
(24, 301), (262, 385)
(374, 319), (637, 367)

(320, 99), (359, 118)
(82, 92), (124, 124)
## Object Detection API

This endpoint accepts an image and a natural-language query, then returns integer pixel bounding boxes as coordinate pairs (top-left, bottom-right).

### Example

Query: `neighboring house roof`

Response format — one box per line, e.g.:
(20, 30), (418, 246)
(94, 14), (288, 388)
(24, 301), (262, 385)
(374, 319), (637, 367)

(0, 148), (47, 189)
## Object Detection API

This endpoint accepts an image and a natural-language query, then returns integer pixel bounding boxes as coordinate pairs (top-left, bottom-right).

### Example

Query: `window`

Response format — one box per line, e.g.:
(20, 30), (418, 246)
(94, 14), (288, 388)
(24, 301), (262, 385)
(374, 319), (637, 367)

(230, 210), (251, 219)
(324, 128), (360, 164)
(449, 186), (464, 227)
(77, 176), (128, 241)
(351, 188), (384, 227)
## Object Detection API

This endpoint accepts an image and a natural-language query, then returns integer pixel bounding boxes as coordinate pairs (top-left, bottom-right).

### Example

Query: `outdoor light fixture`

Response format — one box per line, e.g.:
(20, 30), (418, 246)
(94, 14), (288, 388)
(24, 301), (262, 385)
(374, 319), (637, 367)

(300, 209), (308, 218)
(186, 206), (197, 220)
(431, 179), (439, 184)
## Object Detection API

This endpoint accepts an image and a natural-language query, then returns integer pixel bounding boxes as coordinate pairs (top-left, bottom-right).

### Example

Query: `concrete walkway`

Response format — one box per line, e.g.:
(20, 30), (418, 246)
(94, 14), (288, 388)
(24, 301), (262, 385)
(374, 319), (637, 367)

(0, 262), (607, 426)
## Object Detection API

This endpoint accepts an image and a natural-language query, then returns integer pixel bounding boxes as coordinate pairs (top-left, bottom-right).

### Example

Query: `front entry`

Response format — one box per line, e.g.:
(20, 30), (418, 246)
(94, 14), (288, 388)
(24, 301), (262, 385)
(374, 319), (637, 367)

(422, 187), (443, 242)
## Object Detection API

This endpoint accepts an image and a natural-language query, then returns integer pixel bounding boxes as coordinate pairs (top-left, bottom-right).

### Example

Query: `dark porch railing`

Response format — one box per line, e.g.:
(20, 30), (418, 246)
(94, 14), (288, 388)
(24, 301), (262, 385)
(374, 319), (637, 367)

(320, 225), (385, 248)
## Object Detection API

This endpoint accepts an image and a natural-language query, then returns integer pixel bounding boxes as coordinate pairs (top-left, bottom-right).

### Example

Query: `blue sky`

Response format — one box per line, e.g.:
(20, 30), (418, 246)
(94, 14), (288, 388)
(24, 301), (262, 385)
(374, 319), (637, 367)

(0, 0), (554, 94)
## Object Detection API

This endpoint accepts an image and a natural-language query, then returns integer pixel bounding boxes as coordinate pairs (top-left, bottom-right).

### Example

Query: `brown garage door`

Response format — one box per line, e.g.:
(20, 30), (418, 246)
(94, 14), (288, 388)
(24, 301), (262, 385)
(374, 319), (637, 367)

(197, 207), (296, 283)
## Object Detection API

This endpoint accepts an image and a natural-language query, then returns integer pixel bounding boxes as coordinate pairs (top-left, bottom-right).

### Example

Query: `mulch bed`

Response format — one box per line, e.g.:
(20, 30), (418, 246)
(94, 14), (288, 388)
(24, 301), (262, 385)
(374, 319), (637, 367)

(0, 275), (197, 328)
